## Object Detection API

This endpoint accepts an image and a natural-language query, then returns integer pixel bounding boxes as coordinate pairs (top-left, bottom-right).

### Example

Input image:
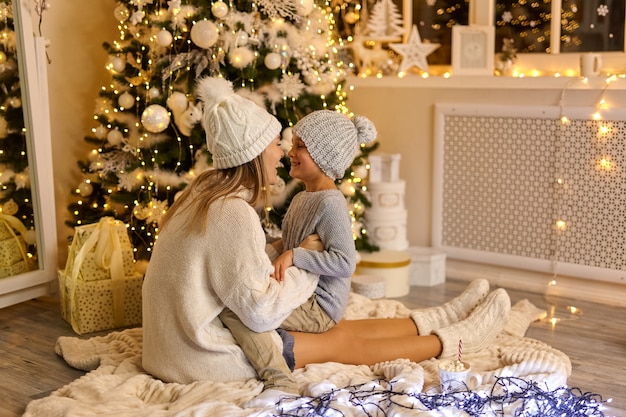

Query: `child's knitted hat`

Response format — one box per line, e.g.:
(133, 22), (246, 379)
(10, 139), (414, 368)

(195, 77), (282, 169)
(293, 110), (377, 179)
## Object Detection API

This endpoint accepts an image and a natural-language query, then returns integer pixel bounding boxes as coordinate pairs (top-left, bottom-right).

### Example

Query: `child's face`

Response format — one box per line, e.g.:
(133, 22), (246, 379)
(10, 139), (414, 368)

(288, 134), (325, 182)
(262, 135), (284, 185)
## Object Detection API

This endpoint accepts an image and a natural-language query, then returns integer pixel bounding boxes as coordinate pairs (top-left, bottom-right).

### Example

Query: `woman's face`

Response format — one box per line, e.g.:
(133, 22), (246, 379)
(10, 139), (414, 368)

(262, 135), (284, 185)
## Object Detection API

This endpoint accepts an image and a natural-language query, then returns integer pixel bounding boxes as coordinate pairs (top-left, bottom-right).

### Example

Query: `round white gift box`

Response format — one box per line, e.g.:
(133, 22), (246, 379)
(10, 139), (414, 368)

(367, 180), (405, 211)
(351, 275), (386, 299)
(364, 208), (408, 251)
(355, 250), (411, 298)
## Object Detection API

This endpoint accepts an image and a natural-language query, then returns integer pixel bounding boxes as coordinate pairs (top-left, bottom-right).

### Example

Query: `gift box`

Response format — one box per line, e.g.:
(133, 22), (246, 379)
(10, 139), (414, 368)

(0, 260), (27, 279)
(355, 250), (411, 298)
(61, 217), (142, 334)
(408, 246), (446, 287)
(59, 269), (143, 334)
(0, 214), (28, 271)
(64, 218), (136, 281)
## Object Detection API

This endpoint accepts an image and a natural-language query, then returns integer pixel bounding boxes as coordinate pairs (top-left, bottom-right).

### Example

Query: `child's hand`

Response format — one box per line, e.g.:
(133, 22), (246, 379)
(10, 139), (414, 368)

(272, 249), (294, 282)
(299, 234), (324, 252)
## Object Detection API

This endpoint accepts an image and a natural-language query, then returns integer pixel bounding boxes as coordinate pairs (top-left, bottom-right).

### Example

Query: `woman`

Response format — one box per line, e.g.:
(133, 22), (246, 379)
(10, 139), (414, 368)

(142, 76), (510, 387)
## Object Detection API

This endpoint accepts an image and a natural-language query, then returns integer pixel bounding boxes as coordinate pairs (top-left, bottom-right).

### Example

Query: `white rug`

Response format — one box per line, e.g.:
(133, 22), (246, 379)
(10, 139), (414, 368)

(24, 293), (572, 417)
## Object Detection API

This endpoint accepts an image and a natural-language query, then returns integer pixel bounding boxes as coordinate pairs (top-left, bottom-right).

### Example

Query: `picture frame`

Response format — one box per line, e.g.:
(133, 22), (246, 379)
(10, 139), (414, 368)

(451, 25), (495, 76)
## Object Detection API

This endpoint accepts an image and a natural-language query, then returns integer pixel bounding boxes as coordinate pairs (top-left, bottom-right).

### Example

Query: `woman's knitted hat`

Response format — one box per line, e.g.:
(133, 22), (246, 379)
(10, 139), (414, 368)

(292, 110), (377, 179)
(195, 77), (282, 169)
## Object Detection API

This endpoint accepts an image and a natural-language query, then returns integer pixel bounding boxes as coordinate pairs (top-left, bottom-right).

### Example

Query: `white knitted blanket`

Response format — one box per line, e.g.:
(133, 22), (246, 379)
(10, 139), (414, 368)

(24, 293), (571, 417)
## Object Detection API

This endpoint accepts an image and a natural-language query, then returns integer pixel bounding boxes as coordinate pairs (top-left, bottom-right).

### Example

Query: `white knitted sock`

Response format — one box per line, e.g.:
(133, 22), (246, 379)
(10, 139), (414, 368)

(433, 288), (511, 359)
(410, 278), (490, 335)
(503, 299), (547, 337)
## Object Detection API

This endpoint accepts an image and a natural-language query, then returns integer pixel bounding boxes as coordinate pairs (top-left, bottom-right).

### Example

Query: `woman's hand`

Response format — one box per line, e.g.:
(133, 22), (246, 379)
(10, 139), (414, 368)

(272, 250), (293, 282)
(299, 234), (324, 252)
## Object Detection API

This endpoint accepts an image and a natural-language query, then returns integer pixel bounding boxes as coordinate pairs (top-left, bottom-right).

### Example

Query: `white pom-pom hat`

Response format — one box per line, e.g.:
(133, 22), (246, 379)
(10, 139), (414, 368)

(195, 77), (282, 169)
(293, 110), (377, 179)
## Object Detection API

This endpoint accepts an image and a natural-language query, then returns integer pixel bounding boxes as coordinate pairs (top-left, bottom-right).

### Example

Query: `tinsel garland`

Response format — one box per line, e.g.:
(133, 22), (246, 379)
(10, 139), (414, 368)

(273, 376), (607, 417)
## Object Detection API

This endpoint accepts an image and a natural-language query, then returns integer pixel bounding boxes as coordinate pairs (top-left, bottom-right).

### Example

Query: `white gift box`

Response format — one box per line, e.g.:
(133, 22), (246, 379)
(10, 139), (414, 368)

(355, 250), (411, 298)
(408, 246), (446, 287)
(369, 153), (401, 183)
(351, 274), (386, 299)
(367, 180), (405, 211)
(364, 208), (409, 251)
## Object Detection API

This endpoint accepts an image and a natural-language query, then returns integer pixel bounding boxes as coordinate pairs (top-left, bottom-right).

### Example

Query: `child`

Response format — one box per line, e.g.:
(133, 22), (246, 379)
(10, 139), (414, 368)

(219, 110), (377, 403)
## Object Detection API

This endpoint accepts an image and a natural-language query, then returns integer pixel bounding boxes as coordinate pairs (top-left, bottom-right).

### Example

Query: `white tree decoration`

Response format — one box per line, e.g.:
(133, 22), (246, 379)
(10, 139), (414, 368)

(364, 0), (404, 41)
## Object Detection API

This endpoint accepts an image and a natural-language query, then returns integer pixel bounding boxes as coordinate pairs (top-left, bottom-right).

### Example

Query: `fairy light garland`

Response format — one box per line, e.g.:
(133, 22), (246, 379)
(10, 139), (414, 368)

(274, 377), (609, 416)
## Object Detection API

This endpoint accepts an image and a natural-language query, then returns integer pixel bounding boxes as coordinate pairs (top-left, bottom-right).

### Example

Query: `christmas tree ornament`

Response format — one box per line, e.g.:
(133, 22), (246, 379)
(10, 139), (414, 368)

(264, 52), (281, 70)
(235, 30), (249, 47)
(24, 228), (37, 245)
(141, 104), (170, 133)
(9, 97), (21, 108)
(2, 199), (18, 216)
(93, 125), (108, 139)
(0, 51), (6, 64)
(211, 1), (229, 19)
(118, 92), (135, 109)
(389, 25), (440, 74)
(354, 164), (368, 179)
(190, 20), (219, 49)
(113, 4), (130, 22)
(110, 56), (126, 72)
(296, 0), (315, 16)
(107, 129), (124, 145)
(147, 87), (160, 99)
(156, 29), (173, 47)
(228, 47), (254, 69)
(0, 116), (8, 138)
(77, 181), (94, 197)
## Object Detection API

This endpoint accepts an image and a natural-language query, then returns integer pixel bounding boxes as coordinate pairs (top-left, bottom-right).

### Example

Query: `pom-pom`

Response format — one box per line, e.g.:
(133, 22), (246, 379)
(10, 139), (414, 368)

(354, 115), (377, 144)
(195, 77), (234, 109)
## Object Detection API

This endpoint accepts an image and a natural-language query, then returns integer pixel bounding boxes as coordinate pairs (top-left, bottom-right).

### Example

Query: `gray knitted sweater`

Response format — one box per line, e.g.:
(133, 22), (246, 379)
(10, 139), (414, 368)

(282, 189), (357, 322)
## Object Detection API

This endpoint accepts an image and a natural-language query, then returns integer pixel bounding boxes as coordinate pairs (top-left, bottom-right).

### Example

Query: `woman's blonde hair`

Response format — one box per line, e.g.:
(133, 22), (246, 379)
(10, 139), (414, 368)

(161, 153), (272, 232)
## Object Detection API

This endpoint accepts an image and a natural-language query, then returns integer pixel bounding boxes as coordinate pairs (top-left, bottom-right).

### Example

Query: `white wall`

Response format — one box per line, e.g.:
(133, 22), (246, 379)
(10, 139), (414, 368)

(43, 1), (117, 266)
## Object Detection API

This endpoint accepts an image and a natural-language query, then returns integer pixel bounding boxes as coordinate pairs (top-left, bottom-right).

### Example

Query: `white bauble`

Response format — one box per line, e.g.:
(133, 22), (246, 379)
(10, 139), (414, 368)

(264, 52), (281, 70)
(354, 164), (368, 179)
(77, 181), (93, 197)
(156, 29), (173, 47)
(111, 56), (126, 72)
(141, 104), (170, 133)
(296, 0), (315, 16)
(118, 92), (135, 109)
(24, 228), (37, 245)
(113, 4), (130, 21)
(211, 1), (229, 18)
(235, 30), (249, 46)
(94, 125), (108, 139)
(339, 180), (354, 196)
(190, 20), (219, 49)
(107, 129), (124, 145)
(148, 87), (161, 99)
(10, 97), (21, 108)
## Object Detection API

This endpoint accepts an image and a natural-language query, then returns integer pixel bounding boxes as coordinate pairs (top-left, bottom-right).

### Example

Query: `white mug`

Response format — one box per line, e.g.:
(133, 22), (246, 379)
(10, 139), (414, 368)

(438, 360), (482, 392)
(580, 53), (602, 77)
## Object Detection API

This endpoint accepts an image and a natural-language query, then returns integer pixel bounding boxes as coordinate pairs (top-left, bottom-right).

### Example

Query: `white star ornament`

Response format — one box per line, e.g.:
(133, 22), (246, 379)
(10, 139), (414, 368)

(389, 25), (440, 74)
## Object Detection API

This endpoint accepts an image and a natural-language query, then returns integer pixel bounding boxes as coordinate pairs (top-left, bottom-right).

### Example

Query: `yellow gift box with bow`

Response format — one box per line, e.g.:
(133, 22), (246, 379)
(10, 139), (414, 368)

(0, 214), (29, 272)
(59, 217), (143, 334)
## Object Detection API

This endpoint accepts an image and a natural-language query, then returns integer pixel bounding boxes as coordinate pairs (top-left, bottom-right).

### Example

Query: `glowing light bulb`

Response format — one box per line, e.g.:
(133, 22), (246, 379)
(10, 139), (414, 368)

(556, 220), (566, 230)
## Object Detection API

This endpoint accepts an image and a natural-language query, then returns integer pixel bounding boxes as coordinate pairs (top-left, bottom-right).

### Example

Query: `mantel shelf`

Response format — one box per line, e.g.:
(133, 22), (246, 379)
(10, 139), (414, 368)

(347, 74), (626, 90)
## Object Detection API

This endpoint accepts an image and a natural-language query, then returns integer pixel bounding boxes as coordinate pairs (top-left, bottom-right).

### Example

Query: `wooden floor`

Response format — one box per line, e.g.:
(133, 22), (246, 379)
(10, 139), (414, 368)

(0, 278), (624, 417)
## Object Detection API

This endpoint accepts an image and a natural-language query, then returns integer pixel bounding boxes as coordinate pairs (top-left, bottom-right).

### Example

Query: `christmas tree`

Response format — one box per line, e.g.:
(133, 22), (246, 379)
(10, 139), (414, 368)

(68, 0), (378, 262)
(0, 2), (38, 254)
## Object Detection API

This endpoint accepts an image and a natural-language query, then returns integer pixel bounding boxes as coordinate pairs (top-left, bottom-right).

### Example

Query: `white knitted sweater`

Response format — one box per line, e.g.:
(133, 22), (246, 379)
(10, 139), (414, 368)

(142, 190), (319, 384)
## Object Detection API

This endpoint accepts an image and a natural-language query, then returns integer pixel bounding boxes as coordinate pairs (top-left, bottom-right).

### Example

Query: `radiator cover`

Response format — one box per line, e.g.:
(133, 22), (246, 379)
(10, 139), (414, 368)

(432, 104), (626, 284)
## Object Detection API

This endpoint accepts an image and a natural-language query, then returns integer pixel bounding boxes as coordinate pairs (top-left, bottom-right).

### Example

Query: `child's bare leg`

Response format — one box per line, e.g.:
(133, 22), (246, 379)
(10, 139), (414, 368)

(334, 318), (418, 338)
